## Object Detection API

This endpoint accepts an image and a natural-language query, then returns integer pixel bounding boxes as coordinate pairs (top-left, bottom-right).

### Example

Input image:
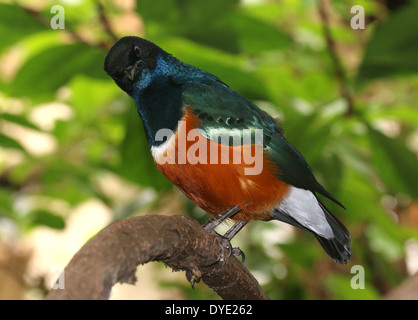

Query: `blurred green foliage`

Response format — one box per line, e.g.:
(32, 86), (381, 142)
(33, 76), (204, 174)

(0, 0), (417, 300)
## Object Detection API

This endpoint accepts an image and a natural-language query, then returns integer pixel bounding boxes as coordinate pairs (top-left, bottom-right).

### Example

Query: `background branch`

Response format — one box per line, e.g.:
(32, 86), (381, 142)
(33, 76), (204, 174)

(17, 1), (116, 49)
(318, 0), (355, 116)
(97, 1), (118, 43)
(45, 215), (269, 300)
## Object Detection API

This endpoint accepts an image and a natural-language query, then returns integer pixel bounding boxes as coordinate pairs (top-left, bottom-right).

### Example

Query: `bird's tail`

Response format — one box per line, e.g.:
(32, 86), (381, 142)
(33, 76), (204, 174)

(272, 197), (351, 264)
(313, 199), (351, 264)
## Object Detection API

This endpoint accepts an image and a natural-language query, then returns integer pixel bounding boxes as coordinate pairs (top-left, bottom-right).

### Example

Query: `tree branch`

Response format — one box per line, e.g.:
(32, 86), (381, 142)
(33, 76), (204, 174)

(97, 1), (118, 43)
(17, 1), (115, 50)
(45, 215), (269, 300)
(318, 0), (355, 117)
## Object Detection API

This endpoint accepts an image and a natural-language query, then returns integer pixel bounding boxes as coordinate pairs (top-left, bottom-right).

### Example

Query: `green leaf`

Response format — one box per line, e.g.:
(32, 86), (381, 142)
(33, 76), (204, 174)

(138, 0), (240, 53)
(39, 163), (99, 206)
(364, 104), (418, 126)
(0, 187), (14, 217)
(230, 13), (291, 53)
(8, 44), (107, 100)
(69, 75), (120, 120)
(324, 274), (380, 300)
(338, 165), (412, 243)
(280, 240), (321, 266)
(28, 209), (65, 229)
(357, 2), (418, 83)
(367, 127), (418, 198)
(0, 133), (27, 153)
(0, 112), (40, 131)
(0, 3), (48, 53)
(366, 225), (403, 261)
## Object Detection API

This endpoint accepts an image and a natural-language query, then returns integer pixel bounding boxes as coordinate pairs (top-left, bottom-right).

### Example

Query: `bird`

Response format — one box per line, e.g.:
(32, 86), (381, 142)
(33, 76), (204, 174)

(104, 36), (351, 264)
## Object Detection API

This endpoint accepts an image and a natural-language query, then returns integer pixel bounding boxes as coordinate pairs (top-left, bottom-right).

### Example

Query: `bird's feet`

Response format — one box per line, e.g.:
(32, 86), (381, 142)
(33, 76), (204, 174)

(203, 206), (246, 263)
(203, 225), (245, 263)
(219, 236), (246, 263)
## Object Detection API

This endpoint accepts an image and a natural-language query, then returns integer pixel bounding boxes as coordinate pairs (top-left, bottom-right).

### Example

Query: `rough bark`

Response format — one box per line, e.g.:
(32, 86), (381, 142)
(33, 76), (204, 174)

(45, 215), (269, 300)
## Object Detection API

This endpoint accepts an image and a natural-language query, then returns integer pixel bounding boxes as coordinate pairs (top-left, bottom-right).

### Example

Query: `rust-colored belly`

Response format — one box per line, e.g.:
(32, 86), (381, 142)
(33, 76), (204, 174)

(152, 114), (289, 222)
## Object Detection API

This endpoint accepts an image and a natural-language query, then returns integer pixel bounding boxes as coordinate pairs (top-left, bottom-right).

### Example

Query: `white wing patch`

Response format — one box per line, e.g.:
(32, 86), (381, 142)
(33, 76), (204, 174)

(277, 186), (334, 239)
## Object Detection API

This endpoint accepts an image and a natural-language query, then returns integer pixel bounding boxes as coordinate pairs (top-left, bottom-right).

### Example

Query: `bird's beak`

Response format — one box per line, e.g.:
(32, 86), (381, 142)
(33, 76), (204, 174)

(125, 66), (136, 81)
(125, 61), (140, 81)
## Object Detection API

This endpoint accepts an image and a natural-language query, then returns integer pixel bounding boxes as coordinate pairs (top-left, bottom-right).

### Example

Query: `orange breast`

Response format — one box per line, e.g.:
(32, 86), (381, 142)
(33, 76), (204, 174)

(152, 112), (290, 222)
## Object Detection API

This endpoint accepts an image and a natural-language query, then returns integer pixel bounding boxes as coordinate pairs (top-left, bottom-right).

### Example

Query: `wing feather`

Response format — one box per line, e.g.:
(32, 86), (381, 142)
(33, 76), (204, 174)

(181, 82), (343, 207)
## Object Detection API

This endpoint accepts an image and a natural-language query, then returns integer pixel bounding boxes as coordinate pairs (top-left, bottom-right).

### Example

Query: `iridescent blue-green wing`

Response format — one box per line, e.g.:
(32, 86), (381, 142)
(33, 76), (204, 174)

(181, 82), (277, 147)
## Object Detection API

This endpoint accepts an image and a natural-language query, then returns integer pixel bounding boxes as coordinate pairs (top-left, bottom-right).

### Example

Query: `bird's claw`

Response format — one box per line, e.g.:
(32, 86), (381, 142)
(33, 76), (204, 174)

(232, 247), (246, 264)
(220, 237), (245, 263)
(186, 266), (202, 289)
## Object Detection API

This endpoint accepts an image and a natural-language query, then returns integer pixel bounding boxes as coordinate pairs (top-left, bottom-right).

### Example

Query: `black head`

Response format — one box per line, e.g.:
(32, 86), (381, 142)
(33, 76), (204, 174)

(104, 36), (161, 96)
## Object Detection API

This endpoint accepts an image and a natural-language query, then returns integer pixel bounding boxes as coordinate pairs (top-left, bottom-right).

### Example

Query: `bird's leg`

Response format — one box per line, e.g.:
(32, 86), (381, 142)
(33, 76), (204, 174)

(203, 205), (242, 233)
(203, 206), (247, 263)
(222, 220), (247, 263)
(224, 220), (247, 240)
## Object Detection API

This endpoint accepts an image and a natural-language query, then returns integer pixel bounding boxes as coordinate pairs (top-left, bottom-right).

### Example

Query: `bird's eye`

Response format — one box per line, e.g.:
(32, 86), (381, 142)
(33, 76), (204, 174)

(133, 46), (141, 58)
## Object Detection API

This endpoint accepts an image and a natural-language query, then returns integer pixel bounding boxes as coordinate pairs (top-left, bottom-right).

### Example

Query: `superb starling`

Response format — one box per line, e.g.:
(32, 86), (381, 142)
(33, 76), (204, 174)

(104, 36), (351, 264)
